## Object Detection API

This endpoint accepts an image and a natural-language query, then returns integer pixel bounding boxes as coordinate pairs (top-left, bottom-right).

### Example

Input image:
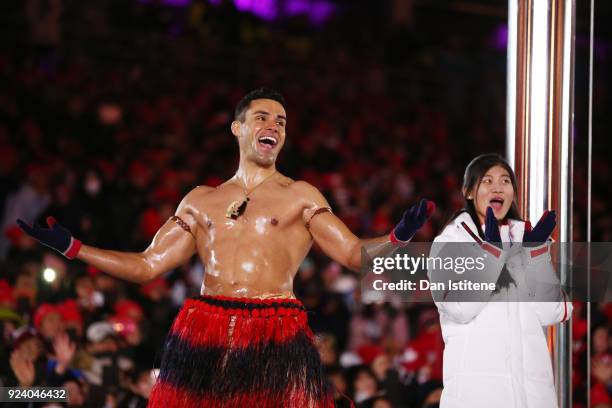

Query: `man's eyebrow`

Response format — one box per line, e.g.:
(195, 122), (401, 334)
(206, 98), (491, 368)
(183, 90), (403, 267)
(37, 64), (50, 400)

(252, 110), (286, 120)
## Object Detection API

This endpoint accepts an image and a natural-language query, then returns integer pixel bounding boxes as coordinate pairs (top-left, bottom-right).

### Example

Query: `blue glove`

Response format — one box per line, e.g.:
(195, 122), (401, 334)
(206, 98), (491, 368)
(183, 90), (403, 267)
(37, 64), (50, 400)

(17, 217), (82, 259)
(484, 207), (501, 248)
(391, 199), (436, 243)
(458, 207), (504, 259)
(523, 210), (556, 246)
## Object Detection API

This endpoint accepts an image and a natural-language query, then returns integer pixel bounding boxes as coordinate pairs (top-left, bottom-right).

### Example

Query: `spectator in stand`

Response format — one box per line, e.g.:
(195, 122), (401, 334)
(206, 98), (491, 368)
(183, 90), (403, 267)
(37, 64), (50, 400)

(591, 323), (612, 407)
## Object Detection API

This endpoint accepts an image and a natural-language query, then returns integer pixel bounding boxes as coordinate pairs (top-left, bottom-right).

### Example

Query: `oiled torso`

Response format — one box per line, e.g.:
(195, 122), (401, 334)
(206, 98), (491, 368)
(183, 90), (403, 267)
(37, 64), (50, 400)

(185, 176), (314, 298)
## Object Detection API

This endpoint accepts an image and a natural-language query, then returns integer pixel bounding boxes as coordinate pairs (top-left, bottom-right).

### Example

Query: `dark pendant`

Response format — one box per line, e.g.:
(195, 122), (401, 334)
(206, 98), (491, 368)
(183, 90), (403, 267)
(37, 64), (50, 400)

(226, 198), (249, 219)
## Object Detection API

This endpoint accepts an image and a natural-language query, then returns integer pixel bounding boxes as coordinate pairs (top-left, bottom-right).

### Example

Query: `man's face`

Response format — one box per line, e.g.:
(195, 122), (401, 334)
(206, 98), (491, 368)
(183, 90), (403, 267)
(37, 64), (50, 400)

(232, 98), (287, 166)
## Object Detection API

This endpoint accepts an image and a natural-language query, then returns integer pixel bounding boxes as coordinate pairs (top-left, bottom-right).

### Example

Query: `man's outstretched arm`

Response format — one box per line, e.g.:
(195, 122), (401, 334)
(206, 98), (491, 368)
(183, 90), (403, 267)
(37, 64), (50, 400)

(17, 187), (208, 283)
(294, 181), (434, 271)
(76, 214), (196, 283)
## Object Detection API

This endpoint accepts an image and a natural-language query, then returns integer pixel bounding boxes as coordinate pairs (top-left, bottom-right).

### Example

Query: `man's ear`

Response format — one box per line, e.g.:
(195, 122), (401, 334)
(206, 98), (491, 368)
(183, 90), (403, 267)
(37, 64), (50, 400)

(231, 121), (242, 137)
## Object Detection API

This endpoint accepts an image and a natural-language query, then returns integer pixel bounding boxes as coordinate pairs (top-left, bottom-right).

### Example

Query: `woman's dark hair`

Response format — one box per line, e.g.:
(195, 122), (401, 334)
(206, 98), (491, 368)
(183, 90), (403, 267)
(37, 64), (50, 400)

(451, 153), (523, 291)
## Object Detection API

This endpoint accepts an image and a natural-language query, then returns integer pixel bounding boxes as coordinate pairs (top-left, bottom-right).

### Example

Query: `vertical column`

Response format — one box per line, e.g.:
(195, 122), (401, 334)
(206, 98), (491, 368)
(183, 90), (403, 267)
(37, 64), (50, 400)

(507, 0), (575, 407)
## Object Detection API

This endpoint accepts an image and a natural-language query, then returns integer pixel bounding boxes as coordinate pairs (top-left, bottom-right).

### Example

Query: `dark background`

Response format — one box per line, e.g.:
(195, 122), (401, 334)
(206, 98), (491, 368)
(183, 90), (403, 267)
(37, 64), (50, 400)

(0, 1), (610, 407)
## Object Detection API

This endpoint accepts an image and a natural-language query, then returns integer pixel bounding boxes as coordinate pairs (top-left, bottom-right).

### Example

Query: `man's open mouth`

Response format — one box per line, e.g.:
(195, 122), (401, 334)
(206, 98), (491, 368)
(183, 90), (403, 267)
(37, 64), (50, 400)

(258, 136), (278, 148)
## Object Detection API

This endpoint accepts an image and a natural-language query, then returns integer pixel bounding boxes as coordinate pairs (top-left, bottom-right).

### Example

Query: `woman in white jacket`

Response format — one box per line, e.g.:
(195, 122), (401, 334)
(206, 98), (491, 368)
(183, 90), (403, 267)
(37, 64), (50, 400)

(428, 154), (572, 408)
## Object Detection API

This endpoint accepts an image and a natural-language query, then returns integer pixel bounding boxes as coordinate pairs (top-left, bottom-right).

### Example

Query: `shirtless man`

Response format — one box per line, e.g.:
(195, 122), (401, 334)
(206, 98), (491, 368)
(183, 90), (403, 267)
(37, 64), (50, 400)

(18, 88), (434, 407)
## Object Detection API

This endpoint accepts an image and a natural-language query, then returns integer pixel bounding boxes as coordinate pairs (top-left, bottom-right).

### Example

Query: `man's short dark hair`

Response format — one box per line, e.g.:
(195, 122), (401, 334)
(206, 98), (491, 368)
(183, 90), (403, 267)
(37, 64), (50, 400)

(234, 88), (286, 122)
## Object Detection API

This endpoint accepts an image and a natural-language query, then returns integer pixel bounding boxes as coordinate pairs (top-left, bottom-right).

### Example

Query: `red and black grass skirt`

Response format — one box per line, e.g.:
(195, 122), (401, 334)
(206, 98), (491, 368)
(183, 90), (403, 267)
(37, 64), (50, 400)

(148, 294), (335, 408)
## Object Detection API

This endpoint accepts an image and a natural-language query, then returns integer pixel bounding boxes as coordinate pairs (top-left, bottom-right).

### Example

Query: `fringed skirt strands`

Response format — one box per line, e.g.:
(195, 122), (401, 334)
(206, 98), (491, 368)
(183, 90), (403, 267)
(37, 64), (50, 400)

(148, 295), (334, 408)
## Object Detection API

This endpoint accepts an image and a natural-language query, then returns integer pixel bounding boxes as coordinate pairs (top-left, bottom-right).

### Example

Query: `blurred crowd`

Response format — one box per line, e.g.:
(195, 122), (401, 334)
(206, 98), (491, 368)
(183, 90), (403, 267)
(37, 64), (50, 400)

(0, 1), (610, 407)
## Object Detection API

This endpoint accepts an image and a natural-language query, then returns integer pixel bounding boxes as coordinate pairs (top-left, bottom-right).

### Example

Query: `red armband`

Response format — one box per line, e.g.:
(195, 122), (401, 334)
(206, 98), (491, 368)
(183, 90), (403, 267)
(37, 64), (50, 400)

(63, 237), (82, 259)
(389, 229), (410, 246)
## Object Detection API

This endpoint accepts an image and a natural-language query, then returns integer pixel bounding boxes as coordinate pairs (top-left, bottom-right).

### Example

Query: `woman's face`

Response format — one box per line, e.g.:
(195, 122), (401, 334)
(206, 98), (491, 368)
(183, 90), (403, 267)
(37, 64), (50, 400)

(468, 165), (515, 224)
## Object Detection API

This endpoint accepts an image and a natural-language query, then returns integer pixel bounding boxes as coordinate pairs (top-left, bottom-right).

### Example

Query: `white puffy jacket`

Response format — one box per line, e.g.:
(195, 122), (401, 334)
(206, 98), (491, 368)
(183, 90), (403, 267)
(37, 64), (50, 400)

(429, 212), (572, 408)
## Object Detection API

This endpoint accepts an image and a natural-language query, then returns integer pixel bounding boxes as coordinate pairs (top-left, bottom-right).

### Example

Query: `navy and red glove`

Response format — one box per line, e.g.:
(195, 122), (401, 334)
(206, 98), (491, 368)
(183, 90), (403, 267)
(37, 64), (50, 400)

(523, 210), (556, 246)
(484, 207), (502, 248)
(390, 199), (436, 244)
(458, 207), (504, 259)
(16, 217), (81, 259)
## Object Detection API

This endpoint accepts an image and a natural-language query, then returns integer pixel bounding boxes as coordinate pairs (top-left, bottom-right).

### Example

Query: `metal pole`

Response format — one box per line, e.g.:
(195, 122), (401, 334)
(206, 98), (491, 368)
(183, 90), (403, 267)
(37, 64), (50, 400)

(586, 1), (595, 406)
(507, 1), (575, 406)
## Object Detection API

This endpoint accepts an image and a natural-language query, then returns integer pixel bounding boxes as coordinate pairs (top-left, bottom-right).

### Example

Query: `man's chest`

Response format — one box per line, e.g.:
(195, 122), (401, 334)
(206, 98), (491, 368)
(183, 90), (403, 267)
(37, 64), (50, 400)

(193, 187), (305, 233)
